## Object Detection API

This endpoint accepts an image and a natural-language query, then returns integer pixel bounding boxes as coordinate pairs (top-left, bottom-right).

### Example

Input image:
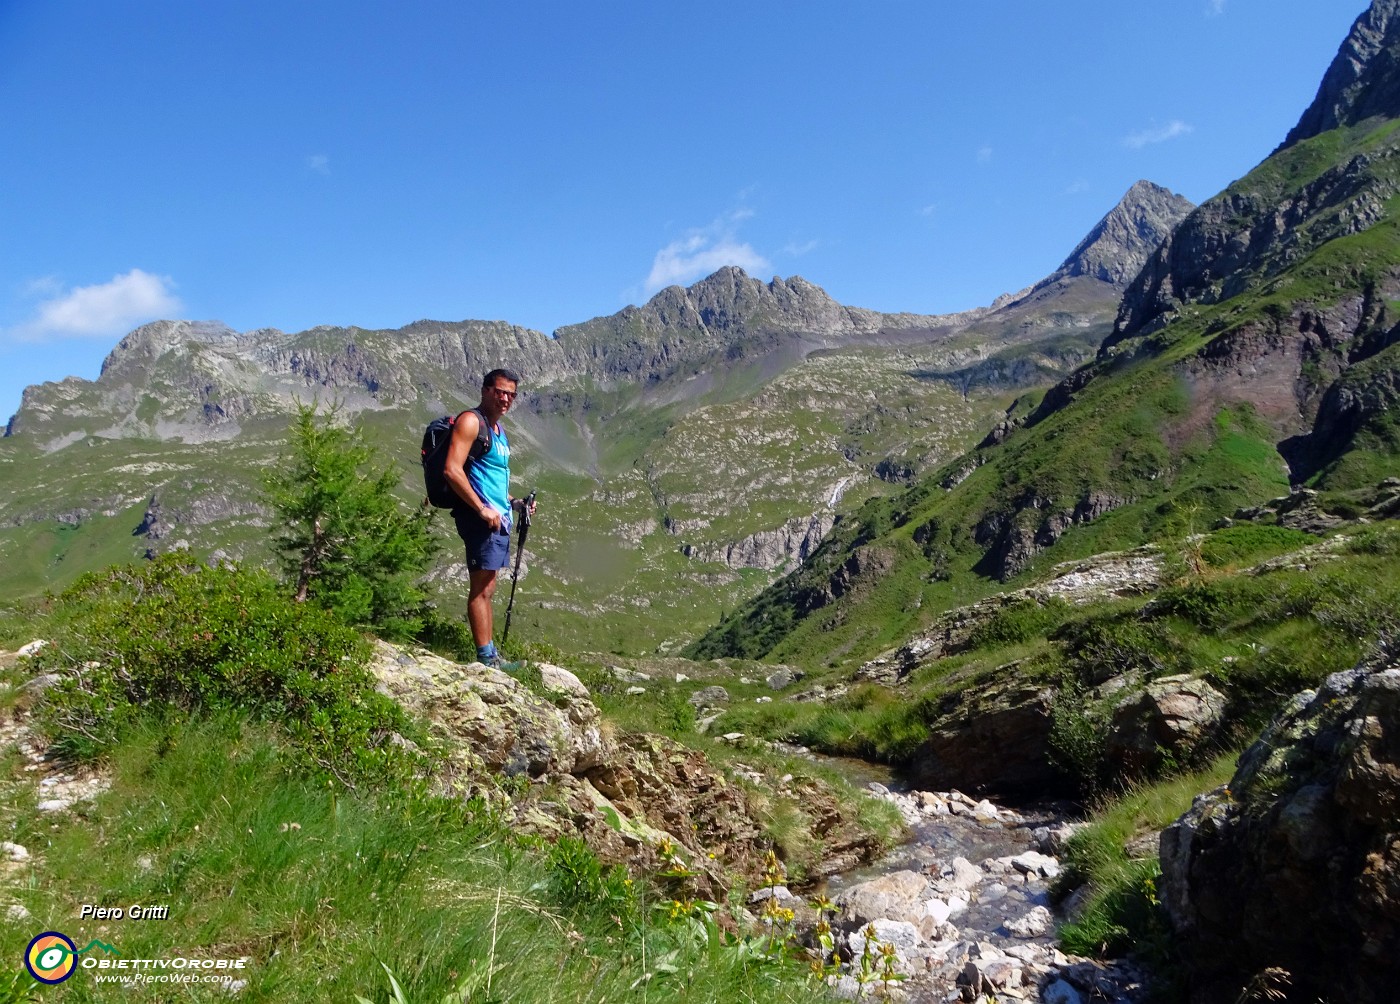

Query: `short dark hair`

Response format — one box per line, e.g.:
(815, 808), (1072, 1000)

(482, 367), (521, 389)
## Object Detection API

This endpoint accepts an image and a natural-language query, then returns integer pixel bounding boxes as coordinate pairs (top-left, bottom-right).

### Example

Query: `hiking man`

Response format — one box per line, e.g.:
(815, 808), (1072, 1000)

(443, 367), (536, 669)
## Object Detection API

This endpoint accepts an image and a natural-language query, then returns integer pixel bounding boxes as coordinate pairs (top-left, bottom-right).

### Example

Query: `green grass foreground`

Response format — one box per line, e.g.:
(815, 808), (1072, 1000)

(0, 718), (836, 1003)
(1052, 752), (1239, 963)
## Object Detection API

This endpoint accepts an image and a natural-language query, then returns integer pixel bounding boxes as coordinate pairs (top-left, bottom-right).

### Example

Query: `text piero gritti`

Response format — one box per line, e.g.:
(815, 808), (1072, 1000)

(79, 904), (170, 921)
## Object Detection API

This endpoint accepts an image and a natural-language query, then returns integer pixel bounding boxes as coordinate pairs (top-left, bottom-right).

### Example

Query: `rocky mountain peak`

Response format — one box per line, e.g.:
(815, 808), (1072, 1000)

(98, 319), (239, 379)
(648, 267), (844, 330)
(1047, 180), (1195, 287)
(1281, 0), (1400, 149)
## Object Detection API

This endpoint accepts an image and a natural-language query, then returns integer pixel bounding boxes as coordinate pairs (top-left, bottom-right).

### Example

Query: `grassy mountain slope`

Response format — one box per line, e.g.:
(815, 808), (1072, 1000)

(691, 118), (1400, 666)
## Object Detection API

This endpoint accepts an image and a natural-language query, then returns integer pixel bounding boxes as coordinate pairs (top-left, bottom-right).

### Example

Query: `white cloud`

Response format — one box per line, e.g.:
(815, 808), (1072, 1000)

(307, 154), (331, 175)
(643, 211), (771, 295)
(20, 275), (64, 298)
(1124, 120), (1194, 149)
(1062, 179), (1091, 196)
(977, 146), (994, 163)
(919, 203), (939, 217)
(782, 239), (820, 256)
(1207, 0), (1226, 15)
(7, 269), (182, 343)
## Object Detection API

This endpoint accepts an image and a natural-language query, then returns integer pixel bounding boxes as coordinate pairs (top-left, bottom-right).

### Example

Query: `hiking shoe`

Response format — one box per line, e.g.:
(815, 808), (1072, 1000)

(483, 652), (524, 673)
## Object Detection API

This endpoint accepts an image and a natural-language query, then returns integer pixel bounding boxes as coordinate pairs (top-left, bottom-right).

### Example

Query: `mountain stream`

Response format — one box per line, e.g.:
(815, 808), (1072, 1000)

(786, 751), (1148, 1003)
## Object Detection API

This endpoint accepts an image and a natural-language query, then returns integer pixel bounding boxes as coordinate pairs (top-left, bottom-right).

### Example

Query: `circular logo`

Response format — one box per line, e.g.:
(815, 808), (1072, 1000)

(25, 931), (78, 984)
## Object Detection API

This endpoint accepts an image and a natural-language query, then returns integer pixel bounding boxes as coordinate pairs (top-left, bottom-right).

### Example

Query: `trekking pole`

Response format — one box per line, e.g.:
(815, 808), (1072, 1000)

(502, 489), (536, 647)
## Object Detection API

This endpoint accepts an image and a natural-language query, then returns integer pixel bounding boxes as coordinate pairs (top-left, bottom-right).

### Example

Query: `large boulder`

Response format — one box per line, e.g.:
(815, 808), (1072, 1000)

(1159, 647), (1400, 1003)
(835, 869), (931, 928)
(1106, 674), (1228, 776)
(369, 641), (612, 780)
(907, 682), (1061, 796)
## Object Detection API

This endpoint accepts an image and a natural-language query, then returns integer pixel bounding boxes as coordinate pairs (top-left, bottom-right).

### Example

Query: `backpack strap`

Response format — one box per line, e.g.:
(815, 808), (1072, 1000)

(462, 408), (494, 461)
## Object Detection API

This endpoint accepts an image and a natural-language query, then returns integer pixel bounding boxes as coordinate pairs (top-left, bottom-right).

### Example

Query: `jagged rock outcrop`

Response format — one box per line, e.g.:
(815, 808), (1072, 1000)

(3, 271), (963, 440)
(1234, 478), (1400, 530)
(1160, 645), (1400, 1003)
(972, 490), (1129, 582)
(1109, 161), (1400, 351)
(133, 494), (168, 541)
(1282, 0), (1400, 150)
(1101, 5), (1400, 362)
(858, 546), (1164, 686)
(132, 491), (264, 547)
(369, 641), (613, 779)
(682, 513), (835, 571)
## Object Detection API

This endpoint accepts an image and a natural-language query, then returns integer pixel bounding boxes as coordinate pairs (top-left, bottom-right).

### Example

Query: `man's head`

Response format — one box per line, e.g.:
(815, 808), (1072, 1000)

(480, 367), (520, 418)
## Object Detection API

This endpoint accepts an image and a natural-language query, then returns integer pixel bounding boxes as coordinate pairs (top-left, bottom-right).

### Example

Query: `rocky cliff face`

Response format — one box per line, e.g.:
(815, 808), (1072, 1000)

(682, 513), (836, 571)
(1160, 645), (1400, 1003)
(1283, 0), (1400, 149)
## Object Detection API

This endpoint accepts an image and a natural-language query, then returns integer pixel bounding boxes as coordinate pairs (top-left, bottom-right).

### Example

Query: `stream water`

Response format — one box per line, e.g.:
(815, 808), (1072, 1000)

(825, 791), (1067, 954)
(794, 749), (1146, 1003)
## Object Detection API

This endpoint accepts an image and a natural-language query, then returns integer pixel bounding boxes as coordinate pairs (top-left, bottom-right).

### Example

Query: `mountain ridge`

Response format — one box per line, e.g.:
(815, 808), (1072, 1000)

(6, 180), (1191, 441)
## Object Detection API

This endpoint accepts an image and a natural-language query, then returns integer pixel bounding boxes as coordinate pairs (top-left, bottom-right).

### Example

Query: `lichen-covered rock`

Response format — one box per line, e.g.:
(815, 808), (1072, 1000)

(368, 641), (612, 780)
(368, 641), (883, 896)
(1159, 645), (1400, 1003)
(1106, 674), (1228, 775)
(834, 869), (930, 928)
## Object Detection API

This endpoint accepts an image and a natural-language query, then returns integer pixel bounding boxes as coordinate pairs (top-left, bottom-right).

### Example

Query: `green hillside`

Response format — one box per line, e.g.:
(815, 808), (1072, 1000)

(691, 117), (1400, 667)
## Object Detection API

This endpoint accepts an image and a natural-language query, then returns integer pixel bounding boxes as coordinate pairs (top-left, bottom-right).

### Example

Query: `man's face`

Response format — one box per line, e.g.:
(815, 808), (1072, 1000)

(486, 379), (518, 412)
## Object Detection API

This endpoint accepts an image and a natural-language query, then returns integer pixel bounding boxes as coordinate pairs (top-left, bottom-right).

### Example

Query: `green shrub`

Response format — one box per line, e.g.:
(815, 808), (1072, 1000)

(1047, 681), (1107, 794)
(1053, 613), (1188, 684)
(659, 692), (698, 735)
(544, 835), (636, 922)
(965, 597), (1072, 651)
(1196, 524), (1315, 567)
(1345, 524), (1400, 556)
(415, 608), (478, 660)
(264, 402), (437, 640)
(30, 555), (418, 783)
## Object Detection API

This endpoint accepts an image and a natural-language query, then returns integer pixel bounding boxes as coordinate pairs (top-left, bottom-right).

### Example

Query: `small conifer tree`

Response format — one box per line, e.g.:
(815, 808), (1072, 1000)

(264, 402), (436, 639)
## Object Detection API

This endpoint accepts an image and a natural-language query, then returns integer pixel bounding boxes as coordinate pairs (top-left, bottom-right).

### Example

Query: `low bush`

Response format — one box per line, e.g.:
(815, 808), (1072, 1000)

(1195, 524), (1315, 568)
(28, 555), (418, 783)
(544, 835), (636, 922)
(965, 597), (1072, 651)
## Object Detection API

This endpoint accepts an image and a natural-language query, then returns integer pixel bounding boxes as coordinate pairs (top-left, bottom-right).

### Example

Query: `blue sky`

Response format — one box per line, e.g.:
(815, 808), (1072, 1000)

(0, 1), (1369, 422)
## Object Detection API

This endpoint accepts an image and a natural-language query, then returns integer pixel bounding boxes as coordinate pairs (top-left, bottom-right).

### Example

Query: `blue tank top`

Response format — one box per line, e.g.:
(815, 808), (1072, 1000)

(467, 419), (512, 532)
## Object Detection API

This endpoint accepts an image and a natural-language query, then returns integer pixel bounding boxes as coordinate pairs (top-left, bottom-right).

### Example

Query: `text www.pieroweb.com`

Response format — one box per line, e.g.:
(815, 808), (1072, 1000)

(83, 956), (249, 987)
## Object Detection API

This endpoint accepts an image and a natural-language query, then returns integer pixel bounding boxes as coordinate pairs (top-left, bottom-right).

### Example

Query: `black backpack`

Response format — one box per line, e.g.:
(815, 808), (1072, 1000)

(421, 408), (492, 508)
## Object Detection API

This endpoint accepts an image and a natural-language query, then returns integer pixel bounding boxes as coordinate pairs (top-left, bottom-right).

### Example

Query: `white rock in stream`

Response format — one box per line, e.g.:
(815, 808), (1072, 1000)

(847, 919), (922, 958)
(1043, 979), (1087, 1004)
(925, 897), (953, 926)
(1011, 850), (1062, 879)
(947, 856), (983, 890)
(1005, 905), (1054, 938)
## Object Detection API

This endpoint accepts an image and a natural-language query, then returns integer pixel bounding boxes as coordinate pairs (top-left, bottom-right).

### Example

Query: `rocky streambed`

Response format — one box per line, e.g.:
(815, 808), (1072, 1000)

(782, 781), (1147, 1004)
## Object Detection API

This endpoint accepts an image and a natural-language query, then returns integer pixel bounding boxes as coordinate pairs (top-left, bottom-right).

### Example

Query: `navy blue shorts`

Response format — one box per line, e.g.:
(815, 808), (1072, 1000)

(453, 510), (511, 571)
